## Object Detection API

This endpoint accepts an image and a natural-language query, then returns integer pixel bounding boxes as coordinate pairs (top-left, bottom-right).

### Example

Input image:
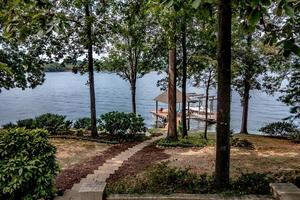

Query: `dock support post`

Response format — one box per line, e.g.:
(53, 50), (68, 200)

(187, 102), (190, 131)
(156, 101), (158, 128)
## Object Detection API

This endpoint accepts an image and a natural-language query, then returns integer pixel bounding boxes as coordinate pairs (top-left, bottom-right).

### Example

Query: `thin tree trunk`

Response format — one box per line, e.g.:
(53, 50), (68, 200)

(215, 0), (232, 188)
(167, 47), (177, 141)
(130, 79), (137, 114)
(204, 70), (212, 140)
(181, 20), (188, 138)
(85, 3), (98, 137)
(240, 80), (250, 134)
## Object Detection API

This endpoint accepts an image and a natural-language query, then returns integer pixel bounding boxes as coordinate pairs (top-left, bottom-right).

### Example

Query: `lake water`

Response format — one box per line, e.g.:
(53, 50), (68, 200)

(0, 72), (290, 133)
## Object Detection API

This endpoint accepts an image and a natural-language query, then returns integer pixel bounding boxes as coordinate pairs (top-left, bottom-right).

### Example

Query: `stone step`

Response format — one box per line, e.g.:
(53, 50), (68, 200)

(107, 194), (274, 200)
(57, 134), (166, 200)
(79, 179), (106, 200)
(87, 173), (110, 181)
(270, 183), (300, 200)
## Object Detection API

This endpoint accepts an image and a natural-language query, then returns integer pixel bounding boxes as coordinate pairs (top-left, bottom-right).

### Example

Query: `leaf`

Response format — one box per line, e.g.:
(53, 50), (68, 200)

(192, 0), (202, 9)
(284, 5), (294, 16)
(248, 9), (261, 26)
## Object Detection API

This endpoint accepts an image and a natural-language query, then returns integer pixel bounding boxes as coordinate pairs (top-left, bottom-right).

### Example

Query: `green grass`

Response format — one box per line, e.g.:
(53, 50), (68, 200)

(157, 132), (215, 148)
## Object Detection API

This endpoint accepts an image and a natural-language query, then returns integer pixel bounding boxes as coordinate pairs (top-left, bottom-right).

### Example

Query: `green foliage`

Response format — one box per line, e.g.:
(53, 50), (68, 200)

(279, 71), (300, 121)
(231, 138), (255, 150)
(157, 133), (213, 148)
(99, 112), (146, 140)
(2, 113), (72, 135)
(2, 123), (17, 129)
(106, 162), (214, 194)
(73, 117), (91, 130)
(16, 118), (37, 129)
(107, 163), (273, 195)
(288, 132), (300, 143)
(35, 113), (72, 135)
(43, 63), (73, 72)
(259, 121), (299, 138)
(0, 128), (59, 200)
(232, 173), (270, 195)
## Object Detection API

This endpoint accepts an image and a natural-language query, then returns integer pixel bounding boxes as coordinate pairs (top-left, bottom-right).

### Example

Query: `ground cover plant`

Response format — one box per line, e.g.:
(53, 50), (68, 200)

(157, 132), (214, 148)
(106, 162), (273, 195)
(0, 128), (59, 200)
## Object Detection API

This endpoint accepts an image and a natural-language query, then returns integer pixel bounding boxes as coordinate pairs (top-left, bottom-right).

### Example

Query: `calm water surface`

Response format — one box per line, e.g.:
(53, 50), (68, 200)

(0, 72), (290, 133)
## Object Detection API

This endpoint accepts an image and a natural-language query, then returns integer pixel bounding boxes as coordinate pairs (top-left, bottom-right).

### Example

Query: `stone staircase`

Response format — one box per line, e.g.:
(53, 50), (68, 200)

(55, 134), (165, 200)
(270, 183), (300, 200)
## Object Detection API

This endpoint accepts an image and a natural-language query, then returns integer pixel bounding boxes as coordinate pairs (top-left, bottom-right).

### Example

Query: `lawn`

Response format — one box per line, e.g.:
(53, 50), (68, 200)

(51, 138), (110, 170)
(164, 133), (300, 177)
(106, 131), (300, 194)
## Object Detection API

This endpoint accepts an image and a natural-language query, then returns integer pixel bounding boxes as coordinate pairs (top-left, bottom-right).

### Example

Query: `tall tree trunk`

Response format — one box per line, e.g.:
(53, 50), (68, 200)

(240, 80), (250, 134)
(215, 0), (232, 188)
(204, 70), (212, 140)
(181, 20), (188, 138)
(130, 78), (137, 114)
(167, 48), (177, 141)
(85, 3), (98, 137)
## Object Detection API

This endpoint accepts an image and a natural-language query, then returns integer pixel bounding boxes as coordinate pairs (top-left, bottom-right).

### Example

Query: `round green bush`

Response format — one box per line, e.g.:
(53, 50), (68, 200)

(99, 112), (146, 140)
(0, 128), (59, 199)
(35, 113), (72, 134)
(73, 117), (91, 130)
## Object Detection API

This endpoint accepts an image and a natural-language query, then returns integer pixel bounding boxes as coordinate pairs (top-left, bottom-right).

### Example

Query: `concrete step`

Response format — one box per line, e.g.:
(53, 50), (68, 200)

(270, 183), (300, 200)
(106, 194), (274, 200)
(79, 179), (106, 200)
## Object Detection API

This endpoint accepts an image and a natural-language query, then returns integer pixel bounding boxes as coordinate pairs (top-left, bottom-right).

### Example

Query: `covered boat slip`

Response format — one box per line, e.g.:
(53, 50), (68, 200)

(151, 89), (217, 128)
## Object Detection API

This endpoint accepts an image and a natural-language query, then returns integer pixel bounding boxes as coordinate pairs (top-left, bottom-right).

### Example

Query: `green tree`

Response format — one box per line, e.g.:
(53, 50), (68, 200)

(0, 0), (54, 92)
(279, 70), (300, 121)
(47, 0), (108, 137)
(232, 37), (267, 134)
(149, 0), (182, 141)
(97, 0), (162, 114)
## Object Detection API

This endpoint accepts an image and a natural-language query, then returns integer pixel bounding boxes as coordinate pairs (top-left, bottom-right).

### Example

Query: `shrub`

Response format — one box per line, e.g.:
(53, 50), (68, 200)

(0, 128), (59, 199)
(106, 162), (214, 195)
(288, 132), (300, 143)
(99, 112), (146, 140)
(35, 113), (72, 135)
(127, 113), (146, 134)
(108, 163), (297, 195)
(16, 118), (36, 129)
(2, 113), (72, 135)
(259, 121), (299, 137)
(232, 172), (270, 195)
(73, 117), (91, 130)
(231, 138), (255, 150)
(2, 122), (17, 129)
(157, 133), (213, 148)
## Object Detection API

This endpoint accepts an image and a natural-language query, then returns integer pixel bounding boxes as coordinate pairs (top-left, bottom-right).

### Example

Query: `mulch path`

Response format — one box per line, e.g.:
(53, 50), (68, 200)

(55, 141), (140, 194)
(106, 144), (170, 184)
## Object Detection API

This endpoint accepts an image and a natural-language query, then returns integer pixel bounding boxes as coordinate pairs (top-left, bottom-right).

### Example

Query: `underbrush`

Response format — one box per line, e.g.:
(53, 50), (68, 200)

(157, 133), (214, 148)
(259, 121), (299, 143)
(2, 112), (149, 143)
(231, 137), (255, 149)
(106, 162), (299, 195)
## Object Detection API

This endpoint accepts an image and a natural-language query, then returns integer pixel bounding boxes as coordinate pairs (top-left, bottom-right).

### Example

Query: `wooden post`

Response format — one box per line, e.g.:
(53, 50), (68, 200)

(187, 101), (190, 131)
(156, 101), (158, 128)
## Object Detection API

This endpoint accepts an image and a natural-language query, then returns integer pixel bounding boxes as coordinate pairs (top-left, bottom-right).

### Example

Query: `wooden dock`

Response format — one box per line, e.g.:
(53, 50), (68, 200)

(151, 109), (217, 128)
